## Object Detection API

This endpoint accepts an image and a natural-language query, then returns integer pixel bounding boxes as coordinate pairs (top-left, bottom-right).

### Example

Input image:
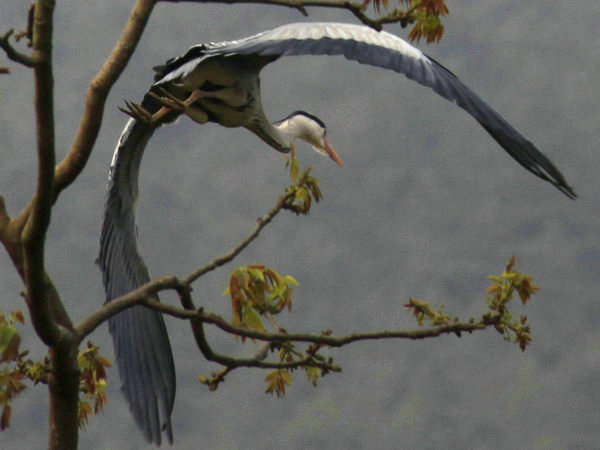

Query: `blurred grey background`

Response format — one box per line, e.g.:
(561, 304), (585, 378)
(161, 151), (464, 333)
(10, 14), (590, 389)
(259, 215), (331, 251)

(1, 0), (598, 448)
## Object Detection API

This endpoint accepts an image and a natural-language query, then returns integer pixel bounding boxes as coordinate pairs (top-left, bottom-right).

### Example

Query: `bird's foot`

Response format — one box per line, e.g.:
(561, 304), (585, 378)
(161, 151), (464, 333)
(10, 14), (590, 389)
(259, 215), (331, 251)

(119, 100), (156, 125)
(119, 94), (183, 127)
(120, 89), (207, 126)
(148, 88), (189, 113)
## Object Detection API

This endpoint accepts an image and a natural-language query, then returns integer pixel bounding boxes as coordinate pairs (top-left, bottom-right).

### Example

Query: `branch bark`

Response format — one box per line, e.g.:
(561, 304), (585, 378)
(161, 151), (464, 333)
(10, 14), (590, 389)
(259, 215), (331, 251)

(82, 290), (493, 377)
(142, 300), (490, 347)
(0, 29), (36, 67)
(23, 0), (59, 347)
(1, 1), (159, 447)
(17, 1), (81, 448)
(52, 0), (157, 200)
(158, 0), (417, 30)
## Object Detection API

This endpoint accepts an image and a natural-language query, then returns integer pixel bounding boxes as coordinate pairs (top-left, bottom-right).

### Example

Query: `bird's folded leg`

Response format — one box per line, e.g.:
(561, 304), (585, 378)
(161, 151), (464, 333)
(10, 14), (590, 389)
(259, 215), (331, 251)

(157, 89), (211, 124)
(120, 89), (209, 126)
(120, 98), (175, 127)
(153, 88), (206, 112)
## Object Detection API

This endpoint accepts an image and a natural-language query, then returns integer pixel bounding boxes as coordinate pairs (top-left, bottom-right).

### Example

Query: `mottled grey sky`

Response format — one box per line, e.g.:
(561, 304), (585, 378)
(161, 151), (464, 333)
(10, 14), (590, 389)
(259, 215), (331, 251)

(1, 1), (599, 448)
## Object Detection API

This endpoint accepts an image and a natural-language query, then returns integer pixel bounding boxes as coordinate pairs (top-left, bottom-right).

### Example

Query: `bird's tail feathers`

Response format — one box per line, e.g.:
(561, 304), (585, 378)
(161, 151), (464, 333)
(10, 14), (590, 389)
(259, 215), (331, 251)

(98, 94), (176, 445)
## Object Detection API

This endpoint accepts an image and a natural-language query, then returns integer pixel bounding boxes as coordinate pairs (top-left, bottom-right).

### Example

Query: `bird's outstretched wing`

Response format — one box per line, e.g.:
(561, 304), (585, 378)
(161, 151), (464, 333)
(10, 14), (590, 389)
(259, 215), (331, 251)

(98, 95), (176, 445)
(158, 22), (575, 198)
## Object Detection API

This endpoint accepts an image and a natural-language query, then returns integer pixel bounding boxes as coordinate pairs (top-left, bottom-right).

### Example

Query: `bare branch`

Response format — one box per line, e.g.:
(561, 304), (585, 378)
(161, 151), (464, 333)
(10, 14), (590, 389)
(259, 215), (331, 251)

(265, 311), (286, 333)
(200, 360), (241, 391)
(22, 0), (60, 347)
(157, 0), (418, 30)
(52, 0), (157, 200)
(12, 2), (82, 447)
(0, 201), (73, 338)
(142, 299), (340, 370)
(76, 181), (297, 339)
(74, 275), (182, 340)
(184, 189), (297, 285)
(199, 308), (490, 346)
(14, 3), (36, 46)
(0, 29), (36, 68)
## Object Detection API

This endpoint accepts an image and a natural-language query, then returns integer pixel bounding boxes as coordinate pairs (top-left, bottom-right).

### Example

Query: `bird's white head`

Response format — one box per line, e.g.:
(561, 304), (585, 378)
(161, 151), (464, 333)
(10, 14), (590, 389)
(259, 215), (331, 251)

(276, 111), (343, 165)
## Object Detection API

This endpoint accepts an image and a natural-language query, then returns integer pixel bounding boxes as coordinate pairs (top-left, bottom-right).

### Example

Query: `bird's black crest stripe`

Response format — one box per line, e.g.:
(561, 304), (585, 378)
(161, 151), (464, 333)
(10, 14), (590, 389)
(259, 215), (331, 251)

(276, 110), (326, 130)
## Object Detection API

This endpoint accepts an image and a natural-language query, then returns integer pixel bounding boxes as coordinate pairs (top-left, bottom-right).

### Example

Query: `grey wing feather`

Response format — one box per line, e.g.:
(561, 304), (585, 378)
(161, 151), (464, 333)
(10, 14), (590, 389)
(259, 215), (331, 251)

(158, 22), (575, 198)
(98, 95), (176, 445)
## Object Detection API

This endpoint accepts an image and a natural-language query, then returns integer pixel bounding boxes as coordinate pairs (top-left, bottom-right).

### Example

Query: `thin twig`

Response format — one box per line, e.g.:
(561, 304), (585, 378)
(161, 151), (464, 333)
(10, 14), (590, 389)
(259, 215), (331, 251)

(93, 293), (493, 348)
(184, 189), (296, 285)
(265, 311), (286, 333)
(76, 182), (295, 339)
(74, 275), (182, 340)
(0, 29), (36, 68)
(157, 0), (417, 30)
(201, 308), (490, 346)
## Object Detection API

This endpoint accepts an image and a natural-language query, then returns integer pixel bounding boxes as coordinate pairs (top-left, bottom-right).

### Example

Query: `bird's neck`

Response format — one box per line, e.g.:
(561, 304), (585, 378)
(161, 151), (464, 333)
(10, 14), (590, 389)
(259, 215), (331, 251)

(247, 117), (294, 153)
(270, 122), (296, 149)
(269, 115), (311, 151)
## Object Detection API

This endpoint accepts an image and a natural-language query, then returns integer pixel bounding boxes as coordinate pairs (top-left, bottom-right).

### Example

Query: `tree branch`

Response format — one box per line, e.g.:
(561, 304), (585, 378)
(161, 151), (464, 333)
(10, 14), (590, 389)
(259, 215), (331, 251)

(76, 183), (297, 340)
(74, 275), (182, 340)
(199, 342), (271, 391)
(184, 189), (297, 285)
(200, 308), (490, 346)
(0, 6), (72, 340)
(157, 0), (417, 30)
(51, 0), (157, 200)
(79, 280), (493, 365)
(12, 2), (83, 448)
(188, 313), (339, 371)
(22, 0), (60, 347)
(0, 29), (36, 68)
(83, 289), (497, 395)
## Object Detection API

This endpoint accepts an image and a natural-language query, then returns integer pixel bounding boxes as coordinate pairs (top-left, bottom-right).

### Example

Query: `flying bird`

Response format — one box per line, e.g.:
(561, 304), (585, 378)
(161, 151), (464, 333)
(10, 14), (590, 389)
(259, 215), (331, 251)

(99, 21), (576, 445)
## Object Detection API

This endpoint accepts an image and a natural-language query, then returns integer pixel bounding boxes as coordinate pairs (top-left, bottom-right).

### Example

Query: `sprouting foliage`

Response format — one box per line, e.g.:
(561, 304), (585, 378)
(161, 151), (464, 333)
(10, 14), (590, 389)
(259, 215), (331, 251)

(263, 341), (333, 397)
(0, 313), (113, 431)
(284, 145), (323, 215)
(0, 311), (27, 430)
(0, 310), (51, 430)
(484, 256), (537, 351)
(404, 298), (452, 326)
(362, 0), (449, 43)
(224, 265), (299, 340)
(265, 369), (293, 397)
(217, 265), (335, 396)
(77, 342), (111, 429)
(283, 169), (323, 216)
(486, 256), (539, 307)
(408, 2), (446, 43)
(405, 257), (537, 351)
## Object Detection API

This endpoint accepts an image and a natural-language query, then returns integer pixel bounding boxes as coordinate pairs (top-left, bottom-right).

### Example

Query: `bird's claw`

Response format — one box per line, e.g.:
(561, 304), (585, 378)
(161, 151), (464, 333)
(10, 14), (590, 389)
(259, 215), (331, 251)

(157, 87), (184, 104)
(147, 89), (187, 113)
(119, 100), (154, 124)
(120, 89), (205, 127)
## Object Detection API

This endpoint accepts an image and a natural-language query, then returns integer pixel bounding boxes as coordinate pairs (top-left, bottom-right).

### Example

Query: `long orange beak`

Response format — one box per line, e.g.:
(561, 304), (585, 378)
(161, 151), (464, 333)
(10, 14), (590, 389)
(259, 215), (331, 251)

(323, 138), (343, 166)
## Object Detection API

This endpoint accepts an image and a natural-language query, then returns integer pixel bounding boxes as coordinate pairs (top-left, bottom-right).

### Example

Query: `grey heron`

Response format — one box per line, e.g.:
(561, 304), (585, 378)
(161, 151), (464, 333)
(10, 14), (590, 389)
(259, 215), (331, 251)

(98, 21), (576, 445)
